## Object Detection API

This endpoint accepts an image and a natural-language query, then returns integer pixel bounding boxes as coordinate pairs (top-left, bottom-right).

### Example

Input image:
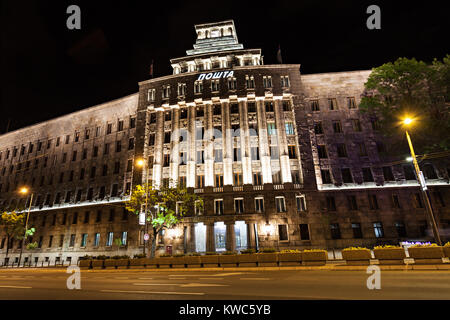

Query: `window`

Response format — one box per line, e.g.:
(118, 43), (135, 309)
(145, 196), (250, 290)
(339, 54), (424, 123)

(194, 80), (203, 94)
(368, 194), (379, 210)
(106, 232), (113, 246)
(196, 151), (204, 164)
(94, 233), (100, 247)
(311, 100), (320, 111)
(314, 122), (323, 134)
(162, 85), (171, 99)
(107, 123), (112, 134)
(413, 193), (424, 208)
(253, 172), (262, 186)
(214, 174), (223, 187)
(255, 197), (264, 213)
(116, 141), (122, 153)
(195, 127), (204, 140)
(280, 76), (290, 87)
(227, 77), (237, 90)
(265, 101), (274, 113)
(59, 235), (64, 247)
(292, 170), (301, 184)
(275, 196), (286, 212)
(352, 119), (362, 131)
(373, 222), (384, 238)
(362, 167), (374, 182)
(126, 159), (133, 172)
(326, 196), (336, 211)
(128, 138), (135, 150)
(108, 209), (115, 222)
(147, 89), (155, 101)
(347, 195), (358, 210)
(395, 222), (407, 237)
(211, 79), (220, 92)
(382, 166), (395, 182)
(423, 164), (438, 179)
(332, 121), (342, 133)
(69, 234), (76, 247)
(296, 195), (307, 212)
(118, 120), (124, 131)
(214, 149), (223, 162)
(299, 224), (310, 240)
(164, 131), (171, 144)
(270, 146), (279, 160)
(263, 76), (272, 88)
(130, 117), (136, 128)
(341, 168), (353, 183)
(177, 83), (187, 96)
(337, 144), (348, 158)
(121, 231), (128, 246)
(328, 98), (338, 110)
(251, 147), (260, 161)
(352, 223), (363, 238)
(215, 199), (224, 215)
(111, 184), (119, 197)
(196, 175), (205, 188)
(233, 148), (241, 162)
(81, 234), (88, 247)
(48, 235), (53, 248)
(317, 145), (328, 158)
(285, 122), (294, 135)
(72, 151), (77, 162)
(403, 165), (416, 180)
(358, 142), (368, 157)
(245, 75), (255, 89)
(330, 223), (341, 239)
(278, 224), (288, 241)
(267, 123), (277, 136)
(93, 146), (98, 157)
(234, 198), (244, 213)
(321, 169), (332, 184)
(282, 100), (291, 111)
(233, 172), (243, 186)
(196, 107), (204, 117)
(391, 194), (401, 208)
(347, 97), (356, 109)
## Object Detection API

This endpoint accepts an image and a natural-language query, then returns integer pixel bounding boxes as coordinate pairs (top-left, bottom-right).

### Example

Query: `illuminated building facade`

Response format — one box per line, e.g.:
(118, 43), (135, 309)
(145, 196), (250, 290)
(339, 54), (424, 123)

(0, 20), (448, 265)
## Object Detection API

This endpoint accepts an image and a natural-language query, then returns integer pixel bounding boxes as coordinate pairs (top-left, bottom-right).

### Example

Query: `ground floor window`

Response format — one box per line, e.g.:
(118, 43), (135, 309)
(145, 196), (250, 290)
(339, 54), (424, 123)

(214, 222), (226, 252)
(235, 221), (248, 250)
(195, 223), (206, 252)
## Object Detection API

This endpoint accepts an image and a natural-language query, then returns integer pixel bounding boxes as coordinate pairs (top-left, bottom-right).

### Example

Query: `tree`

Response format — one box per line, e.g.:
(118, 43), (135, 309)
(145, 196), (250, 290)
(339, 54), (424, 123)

(26, 241), (38, 266)
(0, 212), (25, 260)
(125, 182), (203, 258)
(360, 55), (450, 155)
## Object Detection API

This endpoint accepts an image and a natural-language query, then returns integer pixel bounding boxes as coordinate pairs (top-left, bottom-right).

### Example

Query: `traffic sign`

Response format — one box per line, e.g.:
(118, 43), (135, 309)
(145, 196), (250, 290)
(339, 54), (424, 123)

(144, 233), (150, 241)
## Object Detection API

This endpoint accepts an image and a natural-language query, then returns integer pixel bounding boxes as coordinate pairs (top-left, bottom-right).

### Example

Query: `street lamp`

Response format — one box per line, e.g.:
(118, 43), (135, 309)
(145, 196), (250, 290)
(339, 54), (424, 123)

(402, 117), (442, 246)
(136, 158), (149, 256)
(18, 187), (33, 267)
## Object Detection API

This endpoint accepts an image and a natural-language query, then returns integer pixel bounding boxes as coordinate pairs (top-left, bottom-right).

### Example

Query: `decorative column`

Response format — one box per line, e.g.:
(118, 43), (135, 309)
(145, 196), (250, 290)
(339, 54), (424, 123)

(206, 222), (215, 253)
(256, 97), (272, 184)
(247, 222), (256, 250)
(186, 103), (196, 188)
(274, 97), (292, 183)
(204, 102), (214, 187)
(221, 99), (233, 185)
(169, 107), (180, 187)
(239, 98), (252, 185)
(188, 224), (196, 253)
(226, 222), (236, 252)
(152, 108), (164, 189)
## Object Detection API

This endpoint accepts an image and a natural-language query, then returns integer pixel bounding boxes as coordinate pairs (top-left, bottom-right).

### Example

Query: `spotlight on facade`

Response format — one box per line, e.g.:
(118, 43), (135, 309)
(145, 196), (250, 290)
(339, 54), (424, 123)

(263, 223), (274, 236)
(406, 157), (413, 162)
(19, 187), (29, 195)
(136, 159), (145, 167)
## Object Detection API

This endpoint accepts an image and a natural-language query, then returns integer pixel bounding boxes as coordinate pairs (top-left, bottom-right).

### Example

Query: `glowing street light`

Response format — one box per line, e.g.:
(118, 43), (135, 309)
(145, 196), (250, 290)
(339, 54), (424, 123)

(402, 117), (442, 246)
(17, 187), (34, 267)
(136, 158), (150, 256)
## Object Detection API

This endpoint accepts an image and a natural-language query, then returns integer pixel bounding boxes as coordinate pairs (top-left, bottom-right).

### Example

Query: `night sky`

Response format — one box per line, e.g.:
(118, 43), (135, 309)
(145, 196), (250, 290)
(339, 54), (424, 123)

(1, 0), (448, 134)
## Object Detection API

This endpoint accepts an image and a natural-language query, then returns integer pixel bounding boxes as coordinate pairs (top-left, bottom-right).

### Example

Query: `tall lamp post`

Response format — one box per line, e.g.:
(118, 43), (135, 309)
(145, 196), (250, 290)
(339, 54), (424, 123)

(136, 158), (149, 256)
(18, 187), (33, 267)
(402, 117), (442, 246)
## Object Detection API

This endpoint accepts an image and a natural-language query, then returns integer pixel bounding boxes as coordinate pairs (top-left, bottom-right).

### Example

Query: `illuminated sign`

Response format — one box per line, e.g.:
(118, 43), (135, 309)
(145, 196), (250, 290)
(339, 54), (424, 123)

(197, 70), (234, 81)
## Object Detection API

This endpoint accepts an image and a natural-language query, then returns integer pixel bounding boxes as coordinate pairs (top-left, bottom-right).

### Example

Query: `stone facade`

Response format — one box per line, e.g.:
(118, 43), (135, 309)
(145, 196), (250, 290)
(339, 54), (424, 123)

(0, 20), (448, 265)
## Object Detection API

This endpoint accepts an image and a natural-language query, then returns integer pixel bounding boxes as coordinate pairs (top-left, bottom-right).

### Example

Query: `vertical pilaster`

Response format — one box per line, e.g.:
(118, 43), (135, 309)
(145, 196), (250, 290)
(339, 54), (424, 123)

(152, 109), (164, 189)
(206, 222), (215, 252)
(239, 98), (252, 185)
(204, 102), (214, 187)
(186, 103), (196, 188)
(247, 222), (256, 250)
(256, 98), (272, 184)
(221, 100), (233, 185)
(169, 107), (180, 187)
(274, 97), (292, 183)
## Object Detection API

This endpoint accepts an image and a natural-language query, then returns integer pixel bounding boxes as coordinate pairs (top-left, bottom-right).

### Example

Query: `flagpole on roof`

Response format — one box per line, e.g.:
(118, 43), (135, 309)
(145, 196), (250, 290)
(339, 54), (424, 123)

(277, 44), (283, 64)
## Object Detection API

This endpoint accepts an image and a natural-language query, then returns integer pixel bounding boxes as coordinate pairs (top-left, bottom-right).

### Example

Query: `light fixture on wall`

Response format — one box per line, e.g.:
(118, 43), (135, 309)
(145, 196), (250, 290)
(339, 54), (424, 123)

(262, 222), (274, 237)
(167, 228), (182, 240)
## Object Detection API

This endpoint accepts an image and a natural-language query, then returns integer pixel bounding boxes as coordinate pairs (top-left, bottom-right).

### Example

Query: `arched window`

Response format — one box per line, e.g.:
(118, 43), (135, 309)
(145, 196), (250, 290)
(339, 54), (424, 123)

(228, 27), (233, 36)
(205, 30), (209, 38)
(220, 28), (224, 37)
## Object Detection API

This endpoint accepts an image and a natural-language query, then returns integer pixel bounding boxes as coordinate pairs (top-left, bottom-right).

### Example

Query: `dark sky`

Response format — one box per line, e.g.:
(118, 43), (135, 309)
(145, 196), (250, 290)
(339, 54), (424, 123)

(1, 0), (448, 134)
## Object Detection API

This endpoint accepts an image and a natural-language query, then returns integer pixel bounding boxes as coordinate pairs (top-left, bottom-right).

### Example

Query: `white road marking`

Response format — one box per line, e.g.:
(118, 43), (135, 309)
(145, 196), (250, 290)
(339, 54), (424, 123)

(210, 272), (247, 277)
(113, 277), (129, 279)
(0, 285), (32, 289)
(239, 278), (271, 280)
(199, 277), (224, 280)
(137, 277), (153, 280)
(180, 283), (229, 287)
(100, 289), (205, 296)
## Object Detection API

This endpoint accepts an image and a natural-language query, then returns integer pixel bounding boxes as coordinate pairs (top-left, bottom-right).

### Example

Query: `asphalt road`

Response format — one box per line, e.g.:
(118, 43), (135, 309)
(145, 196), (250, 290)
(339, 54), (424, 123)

(0, 268), (449, 300)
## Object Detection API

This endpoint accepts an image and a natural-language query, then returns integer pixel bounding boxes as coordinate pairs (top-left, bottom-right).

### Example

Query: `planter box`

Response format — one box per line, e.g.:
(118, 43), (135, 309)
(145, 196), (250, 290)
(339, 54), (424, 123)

(408, 247), (444, 264)
(129, 258), (157, 268)
(115, 259), (129, 269)
(171, 256), (186, 268)
(342, 250), (372, 266)
(277, 253), (301, 266)
(257, 253), (279, 267)
(444, 247), (450, 258)
(237, 254), (258, 267)
(200, 255), (220, 267)
(104, 259), (117, 268)
(185, 256), (201, 268)
(79, 260), (92, 268)
(302, 251), (327, 266)
(373, 248), (406, 265)
(219, 255), (238, 267)
(91, 260), (104, 269)
(155, 257), (174, 268)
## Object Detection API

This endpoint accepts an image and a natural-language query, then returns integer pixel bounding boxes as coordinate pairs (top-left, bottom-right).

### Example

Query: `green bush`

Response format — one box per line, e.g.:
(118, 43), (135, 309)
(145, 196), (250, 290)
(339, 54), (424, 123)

(133, 254), (146, 259)
(280, 249), (300, 253)
(240, 248), (256, 254)
(221, 251), (236, 255)
(205, 252), (217, 255)
(160, 254), (172, 257)
(95, 255), (108, 260)
(260, 247), (276, 253)
(173, 254), (185, 257)
(188, 252), (201, 256)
